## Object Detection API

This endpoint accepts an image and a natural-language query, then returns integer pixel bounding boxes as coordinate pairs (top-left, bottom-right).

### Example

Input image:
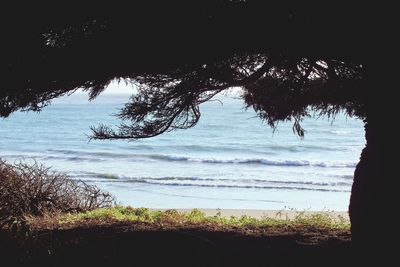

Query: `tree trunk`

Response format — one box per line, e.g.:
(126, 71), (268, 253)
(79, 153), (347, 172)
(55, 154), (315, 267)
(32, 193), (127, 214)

(349, 112), (392, 262)
(349, 117), (378, 242)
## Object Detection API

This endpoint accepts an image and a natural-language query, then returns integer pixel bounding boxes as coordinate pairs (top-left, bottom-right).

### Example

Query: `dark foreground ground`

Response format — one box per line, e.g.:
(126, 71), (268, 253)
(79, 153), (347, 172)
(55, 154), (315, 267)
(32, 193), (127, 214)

(1, 219), (353, 267)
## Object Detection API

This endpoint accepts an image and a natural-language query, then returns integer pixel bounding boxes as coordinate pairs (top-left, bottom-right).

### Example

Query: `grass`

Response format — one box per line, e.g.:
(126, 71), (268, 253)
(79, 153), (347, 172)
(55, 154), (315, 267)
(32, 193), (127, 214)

(4, 206), (353, 267)
(59, 206), (350, 230)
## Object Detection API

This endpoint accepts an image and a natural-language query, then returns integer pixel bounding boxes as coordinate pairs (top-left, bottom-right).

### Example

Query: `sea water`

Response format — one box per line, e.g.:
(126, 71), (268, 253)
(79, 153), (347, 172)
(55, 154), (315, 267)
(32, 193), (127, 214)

(0, 92), (365, 211)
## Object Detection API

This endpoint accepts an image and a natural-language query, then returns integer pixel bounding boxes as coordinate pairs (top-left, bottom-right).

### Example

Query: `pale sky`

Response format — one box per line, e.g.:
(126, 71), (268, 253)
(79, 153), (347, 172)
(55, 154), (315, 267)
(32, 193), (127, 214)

(74, 79), (136, 95)
(75, 79), (243, 96)
(102, 80), (137, 94)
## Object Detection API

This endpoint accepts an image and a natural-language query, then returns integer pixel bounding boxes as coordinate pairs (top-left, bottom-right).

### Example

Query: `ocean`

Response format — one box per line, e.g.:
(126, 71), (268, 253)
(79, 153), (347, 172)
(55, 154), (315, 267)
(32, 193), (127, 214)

(0, 92), (365, 211)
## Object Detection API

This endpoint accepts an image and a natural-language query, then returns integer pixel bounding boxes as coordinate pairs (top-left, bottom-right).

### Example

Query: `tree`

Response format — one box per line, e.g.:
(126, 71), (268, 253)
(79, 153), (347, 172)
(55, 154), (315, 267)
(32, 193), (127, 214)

(0, 1), (392, 258)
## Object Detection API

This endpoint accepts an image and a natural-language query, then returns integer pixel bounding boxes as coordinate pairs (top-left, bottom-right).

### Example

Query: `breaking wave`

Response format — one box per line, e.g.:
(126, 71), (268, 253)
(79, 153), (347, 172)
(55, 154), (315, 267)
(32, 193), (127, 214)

(76, 173), (351, 193)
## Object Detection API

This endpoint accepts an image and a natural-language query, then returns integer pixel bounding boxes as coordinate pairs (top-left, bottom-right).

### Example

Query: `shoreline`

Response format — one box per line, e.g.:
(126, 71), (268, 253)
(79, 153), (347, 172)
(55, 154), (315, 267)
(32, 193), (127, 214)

(151, 208), (349, 221)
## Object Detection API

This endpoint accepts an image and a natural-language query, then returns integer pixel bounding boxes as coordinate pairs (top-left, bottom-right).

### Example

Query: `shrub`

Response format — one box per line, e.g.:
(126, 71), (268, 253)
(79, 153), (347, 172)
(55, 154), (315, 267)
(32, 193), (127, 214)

(0, 159), (115, 228)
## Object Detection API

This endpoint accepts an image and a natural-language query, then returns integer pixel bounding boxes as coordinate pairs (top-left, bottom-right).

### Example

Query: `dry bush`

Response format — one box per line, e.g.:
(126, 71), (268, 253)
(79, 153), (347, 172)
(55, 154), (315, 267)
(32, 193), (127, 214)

(0, 159), (115, 228)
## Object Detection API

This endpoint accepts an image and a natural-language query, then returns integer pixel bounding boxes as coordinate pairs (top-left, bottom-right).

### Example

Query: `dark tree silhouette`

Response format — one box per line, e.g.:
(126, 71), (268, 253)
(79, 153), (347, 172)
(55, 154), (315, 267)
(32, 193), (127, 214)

(0, 1), (392, 258)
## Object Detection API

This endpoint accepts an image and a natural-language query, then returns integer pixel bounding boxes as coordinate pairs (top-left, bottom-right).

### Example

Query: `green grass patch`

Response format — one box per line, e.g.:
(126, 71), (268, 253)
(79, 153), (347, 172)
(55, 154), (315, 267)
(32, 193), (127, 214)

(59, 206), (350, 230)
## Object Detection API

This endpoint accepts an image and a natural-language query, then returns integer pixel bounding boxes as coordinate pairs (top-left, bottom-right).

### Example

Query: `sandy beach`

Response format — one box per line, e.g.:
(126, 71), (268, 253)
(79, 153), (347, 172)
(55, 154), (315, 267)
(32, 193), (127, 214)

(153, 208), (350, 221)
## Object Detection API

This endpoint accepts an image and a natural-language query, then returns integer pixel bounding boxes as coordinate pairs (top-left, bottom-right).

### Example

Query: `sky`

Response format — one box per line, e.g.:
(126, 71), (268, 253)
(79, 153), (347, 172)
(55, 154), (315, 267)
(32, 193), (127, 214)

(103, 80), (138, 94)
(75, 79), (137, 95)
(75, 79), (243, 97)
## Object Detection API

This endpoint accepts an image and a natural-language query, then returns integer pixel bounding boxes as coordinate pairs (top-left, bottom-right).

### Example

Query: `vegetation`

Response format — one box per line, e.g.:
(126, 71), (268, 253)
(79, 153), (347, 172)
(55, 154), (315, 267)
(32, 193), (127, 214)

(1, 2), (367, 133)
(2, 209), (353, 267)
(0, 1), (390, 252)
(59, 206), (349, 230)
(0, 160), (115, 229)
